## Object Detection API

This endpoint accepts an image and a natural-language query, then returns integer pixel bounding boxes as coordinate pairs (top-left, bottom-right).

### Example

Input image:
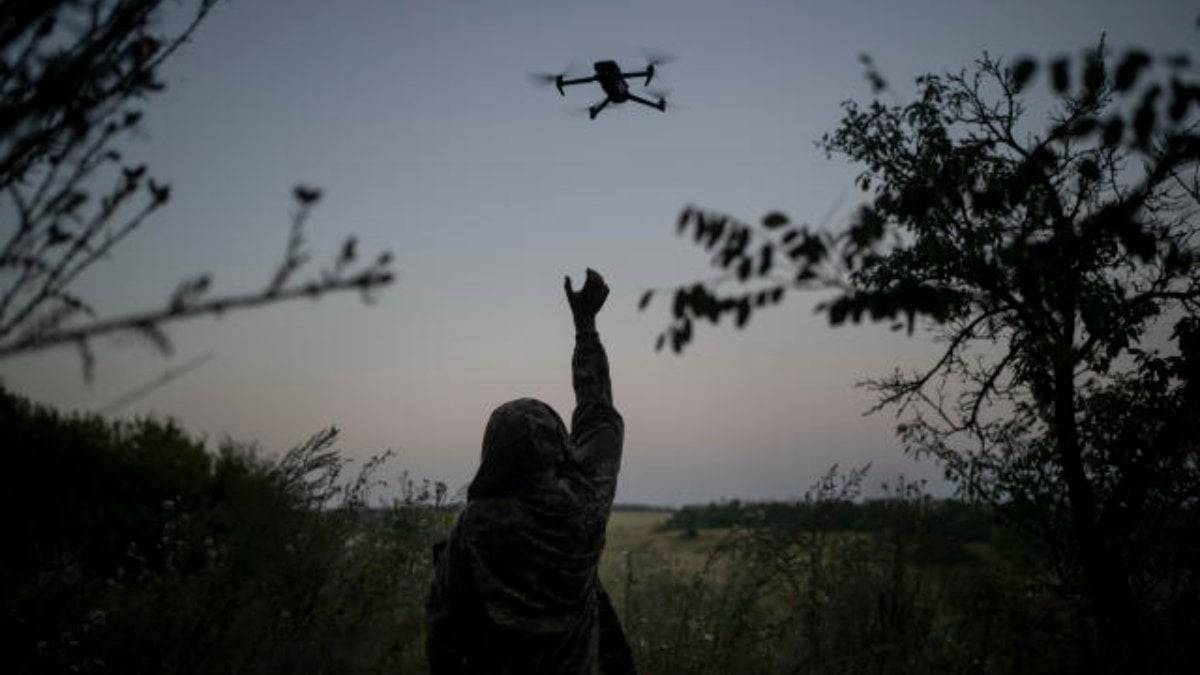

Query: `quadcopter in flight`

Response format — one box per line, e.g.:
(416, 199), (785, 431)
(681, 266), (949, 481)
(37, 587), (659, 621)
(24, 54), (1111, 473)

(531, 57), (672, 120)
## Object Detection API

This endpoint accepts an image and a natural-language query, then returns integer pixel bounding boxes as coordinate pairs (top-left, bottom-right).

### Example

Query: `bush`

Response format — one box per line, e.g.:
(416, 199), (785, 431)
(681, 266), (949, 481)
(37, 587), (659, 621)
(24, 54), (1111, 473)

(621, 468), (1094, 674)
(0, 386), (451, 674)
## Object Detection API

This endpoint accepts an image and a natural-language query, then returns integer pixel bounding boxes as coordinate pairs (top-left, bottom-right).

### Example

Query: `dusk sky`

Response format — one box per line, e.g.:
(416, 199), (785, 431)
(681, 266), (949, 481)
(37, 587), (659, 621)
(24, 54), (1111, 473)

(2, 0), (1195, 505)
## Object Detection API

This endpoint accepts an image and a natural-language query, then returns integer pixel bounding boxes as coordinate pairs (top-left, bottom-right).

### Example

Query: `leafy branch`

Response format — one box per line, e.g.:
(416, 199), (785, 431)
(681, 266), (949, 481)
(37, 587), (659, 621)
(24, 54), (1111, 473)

(0, 188), (394, 377)
(0, 1), (397, 378)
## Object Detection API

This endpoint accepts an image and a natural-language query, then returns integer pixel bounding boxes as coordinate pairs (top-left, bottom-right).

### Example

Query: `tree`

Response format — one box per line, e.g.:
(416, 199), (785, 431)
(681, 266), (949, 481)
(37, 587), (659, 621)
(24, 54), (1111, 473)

(645, 39), (1200, 672)
(0, 0), (394, 378)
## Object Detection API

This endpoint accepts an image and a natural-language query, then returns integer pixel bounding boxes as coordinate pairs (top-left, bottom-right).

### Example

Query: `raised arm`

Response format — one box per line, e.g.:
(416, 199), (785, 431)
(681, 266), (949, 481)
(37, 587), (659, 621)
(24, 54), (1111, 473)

(564, 269), (624, 488)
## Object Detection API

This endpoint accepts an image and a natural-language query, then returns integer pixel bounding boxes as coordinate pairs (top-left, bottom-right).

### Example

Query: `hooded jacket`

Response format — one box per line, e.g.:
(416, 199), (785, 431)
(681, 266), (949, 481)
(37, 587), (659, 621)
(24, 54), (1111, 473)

(426, 325), (634, 674)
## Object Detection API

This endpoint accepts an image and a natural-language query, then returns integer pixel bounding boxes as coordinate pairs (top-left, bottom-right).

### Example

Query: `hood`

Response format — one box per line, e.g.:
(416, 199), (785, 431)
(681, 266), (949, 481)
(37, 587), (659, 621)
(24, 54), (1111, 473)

(467, 398), (569, 500)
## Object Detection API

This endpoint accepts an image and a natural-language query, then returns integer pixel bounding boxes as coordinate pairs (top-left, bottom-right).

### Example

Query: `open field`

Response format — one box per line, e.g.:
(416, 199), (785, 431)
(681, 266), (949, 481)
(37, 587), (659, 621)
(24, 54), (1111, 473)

(600, 510), (750, 632)
(600, 510), (732, 590)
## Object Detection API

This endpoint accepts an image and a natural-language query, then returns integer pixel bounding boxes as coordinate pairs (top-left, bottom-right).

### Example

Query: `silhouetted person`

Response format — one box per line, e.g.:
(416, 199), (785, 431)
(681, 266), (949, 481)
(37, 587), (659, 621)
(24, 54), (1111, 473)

(426, 268), (635, 674)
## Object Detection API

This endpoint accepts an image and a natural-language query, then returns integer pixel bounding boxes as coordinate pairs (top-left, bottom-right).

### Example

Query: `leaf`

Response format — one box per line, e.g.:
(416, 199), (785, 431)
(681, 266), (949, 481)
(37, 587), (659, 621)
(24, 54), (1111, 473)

(1070, 117), (1098, 136)
(1114, 51), (1150, 92)
(1102, 117), (1124, 147)
(762, 211), (789, 229)
(1010, 59), (1036, 92)
(1079, 159), (1101, 182)
(679, 318), (693, 346)
(1050, 57), (1070, 93)
(1082, 55), (1105, 98)
(1115, 219), (1157, 262)
(735, 299), (751, 328)
(294, 185), (322, 205)
(704, 217), (726, 249)
(737, 257), (752, 282)
(638, 290), (654, 311)
(1168, 79), (1193, 122)
(1133, 86), (1161, 144)
(339, 237), (357, 265)
(758, 244), (774, 276)
(826, 296), (851, 326)
(677, 206), (693, 234)
(148, 180), (170, 205)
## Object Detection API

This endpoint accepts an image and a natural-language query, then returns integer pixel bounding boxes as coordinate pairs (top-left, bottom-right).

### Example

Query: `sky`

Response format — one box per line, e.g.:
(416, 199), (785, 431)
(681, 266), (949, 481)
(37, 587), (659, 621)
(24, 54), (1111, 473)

(2, 0), (1196, 505)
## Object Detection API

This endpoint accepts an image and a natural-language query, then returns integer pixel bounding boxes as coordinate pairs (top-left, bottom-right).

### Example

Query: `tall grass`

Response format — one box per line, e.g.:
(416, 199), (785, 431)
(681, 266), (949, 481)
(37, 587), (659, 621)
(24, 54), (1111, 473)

(0, 387), (451, 674)
(611, 468), (1094, 675)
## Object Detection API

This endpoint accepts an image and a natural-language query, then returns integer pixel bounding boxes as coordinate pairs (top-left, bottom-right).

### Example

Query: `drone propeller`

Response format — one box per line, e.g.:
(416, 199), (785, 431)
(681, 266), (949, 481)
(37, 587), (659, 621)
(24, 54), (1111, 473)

(526, 72), (561, 86)
(639, 50), (677, 86)
(527, 71), (567, 95)
(643, 49), (678, 67)
(527, 63), (582, 95)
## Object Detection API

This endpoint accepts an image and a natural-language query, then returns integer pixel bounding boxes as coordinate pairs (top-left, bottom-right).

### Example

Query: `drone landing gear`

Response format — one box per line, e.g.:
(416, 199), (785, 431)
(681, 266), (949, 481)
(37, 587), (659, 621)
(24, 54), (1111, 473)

(588, 98), (610, 120)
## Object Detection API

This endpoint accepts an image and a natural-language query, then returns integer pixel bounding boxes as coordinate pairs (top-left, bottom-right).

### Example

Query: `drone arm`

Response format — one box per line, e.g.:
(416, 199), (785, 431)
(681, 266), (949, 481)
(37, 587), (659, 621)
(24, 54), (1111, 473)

(621, 68), (651, 82)
(588, 97), (611, 120)
(626, 93), (666, 112)
(559, 76), (596, 87)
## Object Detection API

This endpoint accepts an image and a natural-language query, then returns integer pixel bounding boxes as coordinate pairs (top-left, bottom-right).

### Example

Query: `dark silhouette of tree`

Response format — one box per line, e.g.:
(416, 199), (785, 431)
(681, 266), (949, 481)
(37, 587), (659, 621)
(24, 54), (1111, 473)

(0, 0), (394, 378)
(644, 37), (1200, 672)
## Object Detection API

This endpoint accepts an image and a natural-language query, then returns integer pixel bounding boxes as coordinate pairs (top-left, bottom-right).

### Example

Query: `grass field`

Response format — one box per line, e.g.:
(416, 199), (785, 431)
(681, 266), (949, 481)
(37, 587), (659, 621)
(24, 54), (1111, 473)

(597, 509), (743, 657)
(599, 510), (730, 589)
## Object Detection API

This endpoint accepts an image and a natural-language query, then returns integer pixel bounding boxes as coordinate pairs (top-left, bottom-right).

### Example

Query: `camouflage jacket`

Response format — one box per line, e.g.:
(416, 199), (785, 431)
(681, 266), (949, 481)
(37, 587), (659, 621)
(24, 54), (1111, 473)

(426, 325), (634, 674)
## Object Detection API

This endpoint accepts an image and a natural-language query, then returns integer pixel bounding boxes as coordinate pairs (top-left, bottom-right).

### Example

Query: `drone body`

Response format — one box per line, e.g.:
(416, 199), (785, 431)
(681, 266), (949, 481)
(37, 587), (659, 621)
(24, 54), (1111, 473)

(542, 59), (669, 120)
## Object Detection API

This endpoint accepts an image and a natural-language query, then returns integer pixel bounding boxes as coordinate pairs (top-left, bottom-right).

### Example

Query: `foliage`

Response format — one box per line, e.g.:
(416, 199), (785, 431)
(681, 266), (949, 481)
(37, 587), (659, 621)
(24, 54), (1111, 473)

(0, 385), (452, 674)
(0, 0), (394, 377)
(609, 467), (1117, 675)
(658, 491), (994, 552)
(7, 378), (1192, 674)
(645, 36), (1200, 672)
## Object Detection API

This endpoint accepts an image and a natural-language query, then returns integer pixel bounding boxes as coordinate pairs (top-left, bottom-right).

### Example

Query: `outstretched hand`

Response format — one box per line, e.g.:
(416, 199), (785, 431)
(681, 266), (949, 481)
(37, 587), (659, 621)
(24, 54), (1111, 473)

(564, 268), (609, 321)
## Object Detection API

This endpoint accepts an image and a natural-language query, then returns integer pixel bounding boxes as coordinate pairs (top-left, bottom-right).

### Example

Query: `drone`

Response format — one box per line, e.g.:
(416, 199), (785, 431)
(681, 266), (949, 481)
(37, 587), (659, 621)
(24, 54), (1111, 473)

(531, 57), (671, 120)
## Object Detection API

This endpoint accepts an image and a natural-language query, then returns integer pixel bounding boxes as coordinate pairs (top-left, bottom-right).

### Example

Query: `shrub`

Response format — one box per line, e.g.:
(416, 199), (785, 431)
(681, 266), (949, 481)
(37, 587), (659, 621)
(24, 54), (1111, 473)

(0, 386), (451, 674)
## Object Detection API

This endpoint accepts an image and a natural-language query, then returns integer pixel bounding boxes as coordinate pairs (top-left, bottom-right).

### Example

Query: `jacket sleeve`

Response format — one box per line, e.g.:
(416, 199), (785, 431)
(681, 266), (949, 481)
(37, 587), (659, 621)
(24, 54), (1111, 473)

(569, 324), (624, 499)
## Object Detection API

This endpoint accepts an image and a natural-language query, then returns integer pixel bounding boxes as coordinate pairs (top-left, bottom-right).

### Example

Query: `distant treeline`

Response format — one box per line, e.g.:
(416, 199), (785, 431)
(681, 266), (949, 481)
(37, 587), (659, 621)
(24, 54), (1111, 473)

(660, 497), (993, 543)
(612, 503), (672, 512)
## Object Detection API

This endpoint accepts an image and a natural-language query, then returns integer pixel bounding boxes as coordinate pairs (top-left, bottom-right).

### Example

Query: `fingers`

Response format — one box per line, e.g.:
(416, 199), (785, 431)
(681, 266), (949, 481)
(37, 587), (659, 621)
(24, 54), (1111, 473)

(567, 268), (608, 302)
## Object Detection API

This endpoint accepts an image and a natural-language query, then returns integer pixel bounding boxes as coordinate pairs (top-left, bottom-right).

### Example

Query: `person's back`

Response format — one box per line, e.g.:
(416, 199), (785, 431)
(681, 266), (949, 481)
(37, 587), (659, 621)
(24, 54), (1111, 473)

(426, 269), (635, 674)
